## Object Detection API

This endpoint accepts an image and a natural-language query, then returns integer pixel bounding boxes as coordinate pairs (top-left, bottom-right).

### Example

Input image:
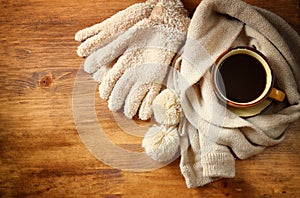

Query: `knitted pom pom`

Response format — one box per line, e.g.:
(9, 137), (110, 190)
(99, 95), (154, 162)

(152, 89), (181, 126)
(142, 125), (180, 162)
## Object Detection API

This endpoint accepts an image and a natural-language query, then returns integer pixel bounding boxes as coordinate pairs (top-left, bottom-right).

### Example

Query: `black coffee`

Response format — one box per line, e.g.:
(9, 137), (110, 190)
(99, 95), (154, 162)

(216, 53), (267, 103)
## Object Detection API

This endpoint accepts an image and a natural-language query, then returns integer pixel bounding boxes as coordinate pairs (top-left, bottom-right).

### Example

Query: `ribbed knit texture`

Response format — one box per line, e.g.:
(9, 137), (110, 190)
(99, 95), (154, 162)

(176, 0), (300, 188)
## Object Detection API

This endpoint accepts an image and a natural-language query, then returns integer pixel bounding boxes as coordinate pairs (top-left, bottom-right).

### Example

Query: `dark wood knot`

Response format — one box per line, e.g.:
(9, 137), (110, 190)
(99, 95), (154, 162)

(39, 75), (52, 87)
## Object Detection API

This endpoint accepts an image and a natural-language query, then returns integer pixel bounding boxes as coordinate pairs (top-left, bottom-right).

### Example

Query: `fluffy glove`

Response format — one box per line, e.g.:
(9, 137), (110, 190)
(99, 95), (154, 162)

(75, 0), (158, 57)
(76, 0), (190, 120)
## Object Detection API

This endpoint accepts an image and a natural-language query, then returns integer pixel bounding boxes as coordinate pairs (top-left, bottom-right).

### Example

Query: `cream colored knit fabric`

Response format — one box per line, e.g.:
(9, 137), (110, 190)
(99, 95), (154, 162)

(174, 0), (300, 188)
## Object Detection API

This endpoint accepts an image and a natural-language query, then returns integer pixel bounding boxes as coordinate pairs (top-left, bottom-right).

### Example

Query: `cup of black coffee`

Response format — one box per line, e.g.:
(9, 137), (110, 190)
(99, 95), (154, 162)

(211, 47), (285, 108)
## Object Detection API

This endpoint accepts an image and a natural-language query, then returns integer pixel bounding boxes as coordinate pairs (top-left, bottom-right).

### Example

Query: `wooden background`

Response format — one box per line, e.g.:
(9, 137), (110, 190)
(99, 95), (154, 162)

(0, 0), (299, 197)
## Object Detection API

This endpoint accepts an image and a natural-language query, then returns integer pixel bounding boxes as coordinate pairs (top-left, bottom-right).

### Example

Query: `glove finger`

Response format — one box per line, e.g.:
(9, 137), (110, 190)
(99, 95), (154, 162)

(83, 51), (110, 75)
(75, 23), (104, 42)
(83, 29), (135, 74)
(105, 46), (170, 114)
(124, 83), (160, 120)
(75, 2), (154, 42)
(92, 64), (111, 83)
(107, 61), (165, 113)
(99, 64), (126, 100)
(139, 83), (161, 120)
(77, 31), (115, 57)
(83, 52), (102, 74)
(107, 61), (154, 112)
(107, 71), (136, 112)
(99, 49), (142, 100)
(124, 83), (152, 119)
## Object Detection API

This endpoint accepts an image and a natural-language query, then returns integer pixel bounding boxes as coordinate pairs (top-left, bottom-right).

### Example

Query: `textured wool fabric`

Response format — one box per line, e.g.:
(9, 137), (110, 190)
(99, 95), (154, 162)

(175, 0), (300, 188)
(178, 117), (217, 187)
(76, 0), (190, 120)
(75, 0), (158, 57)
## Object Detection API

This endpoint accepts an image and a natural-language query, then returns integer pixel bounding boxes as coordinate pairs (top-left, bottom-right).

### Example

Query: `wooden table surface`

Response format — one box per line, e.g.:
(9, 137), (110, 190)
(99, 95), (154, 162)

(0, 0), (299, 197)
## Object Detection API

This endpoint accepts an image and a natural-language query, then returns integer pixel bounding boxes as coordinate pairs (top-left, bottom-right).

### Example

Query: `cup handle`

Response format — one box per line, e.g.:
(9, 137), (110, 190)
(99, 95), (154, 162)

(269, 88), (285, 102)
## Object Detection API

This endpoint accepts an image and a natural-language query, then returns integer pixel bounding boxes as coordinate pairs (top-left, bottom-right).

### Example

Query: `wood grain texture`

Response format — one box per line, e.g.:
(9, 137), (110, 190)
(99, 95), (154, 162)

(0, 0), (299, 197)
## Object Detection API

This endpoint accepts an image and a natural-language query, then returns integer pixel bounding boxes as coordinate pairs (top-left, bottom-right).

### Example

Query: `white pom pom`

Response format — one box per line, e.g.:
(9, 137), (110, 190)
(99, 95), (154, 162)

(152, 89), (181, 126)
(142, 125), (180, 162)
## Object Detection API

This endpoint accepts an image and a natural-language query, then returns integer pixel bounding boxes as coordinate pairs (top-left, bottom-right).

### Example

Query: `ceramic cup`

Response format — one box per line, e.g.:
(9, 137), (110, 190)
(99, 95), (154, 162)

(211, 47), (285, 108)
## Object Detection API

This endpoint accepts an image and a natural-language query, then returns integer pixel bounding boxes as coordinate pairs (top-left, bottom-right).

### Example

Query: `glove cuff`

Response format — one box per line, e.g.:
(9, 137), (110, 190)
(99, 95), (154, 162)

(201, 153), (235, 178)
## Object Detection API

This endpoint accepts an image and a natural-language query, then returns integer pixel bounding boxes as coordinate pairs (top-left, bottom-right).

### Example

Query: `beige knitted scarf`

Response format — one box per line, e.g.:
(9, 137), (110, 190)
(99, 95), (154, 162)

(174, 0), (300, 188)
